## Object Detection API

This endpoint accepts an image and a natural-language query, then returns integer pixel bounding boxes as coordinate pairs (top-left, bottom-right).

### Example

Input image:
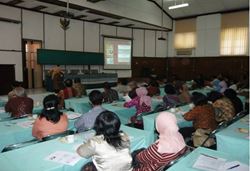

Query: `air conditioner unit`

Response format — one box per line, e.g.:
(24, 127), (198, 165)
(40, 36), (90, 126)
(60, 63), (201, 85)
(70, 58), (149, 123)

(176, 49), (193, 56)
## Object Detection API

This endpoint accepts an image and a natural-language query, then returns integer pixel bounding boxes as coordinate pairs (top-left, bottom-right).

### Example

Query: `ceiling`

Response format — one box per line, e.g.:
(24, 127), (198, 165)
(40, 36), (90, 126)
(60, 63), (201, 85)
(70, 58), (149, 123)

(153, 0), (249, 19)
(1, 0), (249, 30)
(0, 0), (169, 31)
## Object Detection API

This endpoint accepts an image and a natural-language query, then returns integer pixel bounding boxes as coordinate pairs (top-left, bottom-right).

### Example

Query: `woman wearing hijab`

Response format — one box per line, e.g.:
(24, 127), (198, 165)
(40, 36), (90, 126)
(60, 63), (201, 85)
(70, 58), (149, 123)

(124, 87), (152, 125)
(132, 112), (186, 171)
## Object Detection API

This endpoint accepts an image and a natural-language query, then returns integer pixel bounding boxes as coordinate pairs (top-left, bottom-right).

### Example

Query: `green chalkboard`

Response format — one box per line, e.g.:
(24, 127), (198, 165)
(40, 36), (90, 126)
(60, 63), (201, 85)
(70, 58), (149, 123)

(37, 49), (104, 65)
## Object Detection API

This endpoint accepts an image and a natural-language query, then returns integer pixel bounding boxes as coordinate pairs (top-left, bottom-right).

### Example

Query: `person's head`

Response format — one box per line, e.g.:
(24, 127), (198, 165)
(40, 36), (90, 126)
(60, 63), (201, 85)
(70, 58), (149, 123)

(224, 88), (237, 99)
(175, 81), (188, 93)
(191, 92), (208, 106)
(127, 81), (137, 90)
(64, 79), (73, 87)
(217, 74), (224, 81)
(149, 80), (159, 88)
(56, 65), (60, 67)
(11, 81), (21, 89)
(89, 90), (103, 106)
(74, 78), (81, 84)
(40, 94), (62, 123)
(103, 82), (111, 90)
(94, 111), (123, 149)
(164, 84), (176, 95)
(155, 112), (185, 153)
(13, 87), (27, 97)
(207, 91), (223, 103)
(136, 87), (148, 97)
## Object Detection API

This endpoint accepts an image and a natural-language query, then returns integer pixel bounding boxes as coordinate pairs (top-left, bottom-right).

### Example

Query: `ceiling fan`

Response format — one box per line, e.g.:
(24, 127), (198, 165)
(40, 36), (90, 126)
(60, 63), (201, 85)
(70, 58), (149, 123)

(158, 0), (166, 41)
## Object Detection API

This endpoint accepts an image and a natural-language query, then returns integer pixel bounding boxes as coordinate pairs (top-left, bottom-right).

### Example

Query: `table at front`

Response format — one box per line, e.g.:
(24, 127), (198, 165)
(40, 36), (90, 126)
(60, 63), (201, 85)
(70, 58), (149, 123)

(0, 112), (80, 152)
(143, 104), (192, 144)
(167, 147), (249, 171)
(215, 115), (249, 163)
(0, 125), (151, 171)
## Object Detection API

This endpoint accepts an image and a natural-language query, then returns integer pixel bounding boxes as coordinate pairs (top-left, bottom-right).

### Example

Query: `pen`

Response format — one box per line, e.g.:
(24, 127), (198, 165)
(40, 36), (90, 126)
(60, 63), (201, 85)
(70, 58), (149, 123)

(227, 164), (240, 170)
(200, 153), (218, 159)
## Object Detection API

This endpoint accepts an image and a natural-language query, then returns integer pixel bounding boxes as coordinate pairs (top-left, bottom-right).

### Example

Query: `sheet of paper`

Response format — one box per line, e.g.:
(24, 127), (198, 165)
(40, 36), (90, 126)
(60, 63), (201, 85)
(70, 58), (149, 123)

(123, 95), (131, 102)
(45, 151), (81, 166)
(67, 113), (82, 120)
(0, 108), (5, 113)
(193, 154), (226, 171)
(16, 120), (34, 128)
(219, 161), (249, 171)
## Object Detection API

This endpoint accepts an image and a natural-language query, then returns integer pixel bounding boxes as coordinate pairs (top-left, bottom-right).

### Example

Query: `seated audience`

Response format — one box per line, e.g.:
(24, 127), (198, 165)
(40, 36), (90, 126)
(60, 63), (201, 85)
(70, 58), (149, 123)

(117, 79), (128, 95)
(73, 78), (87, 97)
(163, 84), (180, 108)
(207, 91), (235, 122)
(32, 94), (68, 140)
(77, 111), (132, 171)
(102, 82), (119, 103)
(176, 81), (191, 104)
(211, 76), (220, 92)
(180, 92), (217, 139)
(5, 87), (33, 118)
(224, 89), (243, 114)
(147, 80), (160, 97)
(58, 79), (76, 106)
(50, 65), (64, 91)
(127, 81), (138, 99)
(74, 90), (105, 132)
(218, 75), (228, 93)
(8, 81), (22, 100)
(132, 112), (186, 171)
(124, 87), (151, 124)
(193, 74), (205, 88)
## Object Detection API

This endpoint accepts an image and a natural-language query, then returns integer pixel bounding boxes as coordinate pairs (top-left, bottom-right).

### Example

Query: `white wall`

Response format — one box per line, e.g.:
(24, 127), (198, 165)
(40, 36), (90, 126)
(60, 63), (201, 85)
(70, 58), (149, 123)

(0, 4), (168, 80)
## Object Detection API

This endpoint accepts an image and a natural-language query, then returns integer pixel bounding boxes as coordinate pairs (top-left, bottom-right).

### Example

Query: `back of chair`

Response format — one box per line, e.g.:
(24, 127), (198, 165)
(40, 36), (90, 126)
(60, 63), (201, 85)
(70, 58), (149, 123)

(200, 121), (228, 148)
(42, 130), (75, 141)
(160, 146), (194, 171)
(228, 111), (248, 126)
(2, 139), (40, 153)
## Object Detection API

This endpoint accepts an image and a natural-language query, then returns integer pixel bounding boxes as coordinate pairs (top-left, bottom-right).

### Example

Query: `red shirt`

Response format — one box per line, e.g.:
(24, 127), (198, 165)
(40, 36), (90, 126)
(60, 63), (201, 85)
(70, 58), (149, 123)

(5, 96), (33, 118)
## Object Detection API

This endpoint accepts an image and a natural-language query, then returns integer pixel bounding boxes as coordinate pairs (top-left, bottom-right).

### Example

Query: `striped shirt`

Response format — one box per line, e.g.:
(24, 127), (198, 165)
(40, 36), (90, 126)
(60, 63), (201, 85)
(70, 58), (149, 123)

(133, 143), (186, 171)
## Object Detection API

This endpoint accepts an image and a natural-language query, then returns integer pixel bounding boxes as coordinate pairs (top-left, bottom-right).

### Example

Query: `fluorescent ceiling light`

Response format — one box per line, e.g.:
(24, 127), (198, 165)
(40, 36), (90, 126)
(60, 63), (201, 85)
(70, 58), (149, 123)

(169, 3), (189, 10)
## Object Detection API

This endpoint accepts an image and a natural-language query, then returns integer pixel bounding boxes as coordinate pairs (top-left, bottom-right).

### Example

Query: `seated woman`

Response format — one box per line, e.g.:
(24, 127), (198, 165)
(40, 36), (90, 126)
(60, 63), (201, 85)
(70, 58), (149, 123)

(224, 88), (243, 114)
(102, 82), (119, 103)
(5, 87), (33, 118)
(32, 94), (68, 140)
(58, 79), (76, 107)
(73, 78), (87, 97)
(124, 87), (151, 125)
(180, 92), (217, 140)
(127, 81), (138, 99)
(163, 84), (180, 108)
(77, 111), (132, 171)
(132, 112), (186, 171)
(176, 81), (191, 104)
(147, 80), (160, 97)
(207, 91), (235, 122)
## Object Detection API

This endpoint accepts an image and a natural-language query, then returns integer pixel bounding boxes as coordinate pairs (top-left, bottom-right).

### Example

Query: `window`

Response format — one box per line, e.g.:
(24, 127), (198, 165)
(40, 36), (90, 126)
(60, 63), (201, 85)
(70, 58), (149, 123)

(220, 27), (248, 55)
(174, 18), (196, 49)
(174, 32), (196, 49)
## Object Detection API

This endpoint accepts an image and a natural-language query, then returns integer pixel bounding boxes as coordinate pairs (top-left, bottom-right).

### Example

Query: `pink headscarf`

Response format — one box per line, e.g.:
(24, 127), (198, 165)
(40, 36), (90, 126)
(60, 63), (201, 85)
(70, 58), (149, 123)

(155, 112), (186, 154)
(136, 87), (152, 107)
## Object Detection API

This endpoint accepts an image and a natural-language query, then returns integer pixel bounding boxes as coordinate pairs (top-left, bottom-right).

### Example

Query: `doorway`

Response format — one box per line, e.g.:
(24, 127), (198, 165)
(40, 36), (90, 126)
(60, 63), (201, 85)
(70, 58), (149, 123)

(22, 40), (43, 89)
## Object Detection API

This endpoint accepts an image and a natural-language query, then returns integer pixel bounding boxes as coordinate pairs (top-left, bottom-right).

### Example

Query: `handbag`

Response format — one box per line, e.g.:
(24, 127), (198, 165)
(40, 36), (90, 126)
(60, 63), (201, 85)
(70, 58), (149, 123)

(192, 128), (215, 147)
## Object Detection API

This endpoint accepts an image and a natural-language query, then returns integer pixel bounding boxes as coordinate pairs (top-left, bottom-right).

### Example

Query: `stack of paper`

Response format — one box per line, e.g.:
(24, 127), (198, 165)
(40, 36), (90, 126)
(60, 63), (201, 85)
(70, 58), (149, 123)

(16, 120), (34, 128)
(45, 151), (81, 166)
(193, 154), (249, 171)
(67, 113), (82, 120)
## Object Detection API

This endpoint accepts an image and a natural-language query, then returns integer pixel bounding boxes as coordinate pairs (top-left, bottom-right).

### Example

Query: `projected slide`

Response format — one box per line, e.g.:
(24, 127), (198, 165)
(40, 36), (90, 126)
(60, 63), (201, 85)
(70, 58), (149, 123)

(104, 37), (132, 69)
